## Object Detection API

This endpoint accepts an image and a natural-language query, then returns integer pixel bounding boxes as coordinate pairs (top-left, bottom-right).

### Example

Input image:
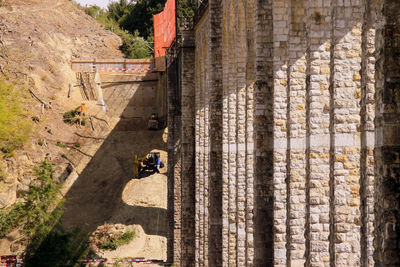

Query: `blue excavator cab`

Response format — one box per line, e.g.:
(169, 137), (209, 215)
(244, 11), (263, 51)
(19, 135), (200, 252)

(135, 152), (162, 178)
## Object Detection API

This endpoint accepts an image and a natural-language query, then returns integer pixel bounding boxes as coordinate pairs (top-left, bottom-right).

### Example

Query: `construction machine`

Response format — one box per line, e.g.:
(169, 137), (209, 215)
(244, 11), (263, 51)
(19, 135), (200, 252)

(133, 152), (163, 178)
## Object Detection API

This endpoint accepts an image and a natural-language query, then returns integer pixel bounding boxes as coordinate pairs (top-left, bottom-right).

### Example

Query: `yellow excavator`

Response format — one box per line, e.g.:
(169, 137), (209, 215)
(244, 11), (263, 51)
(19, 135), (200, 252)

(133, 152), (162, 178)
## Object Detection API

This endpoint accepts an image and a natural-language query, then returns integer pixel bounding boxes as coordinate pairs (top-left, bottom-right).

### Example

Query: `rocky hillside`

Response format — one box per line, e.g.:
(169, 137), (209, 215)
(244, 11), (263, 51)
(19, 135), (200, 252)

(0, 1), (170, 261)
(0, 0), (122, 211)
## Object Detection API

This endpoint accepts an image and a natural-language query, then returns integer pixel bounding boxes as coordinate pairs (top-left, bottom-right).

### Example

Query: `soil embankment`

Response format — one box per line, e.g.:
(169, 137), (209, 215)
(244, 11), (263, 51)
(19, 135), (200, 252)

(0, 0), (168, 263)
(0, 0), (122, 211)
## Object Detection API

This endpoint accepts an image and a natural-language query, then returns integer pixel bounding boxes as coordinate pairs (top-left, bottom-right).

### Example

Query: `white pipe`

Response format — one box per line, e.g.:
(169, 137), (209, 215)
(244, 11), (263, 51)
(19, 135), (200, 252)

(95, 71), (106, 111)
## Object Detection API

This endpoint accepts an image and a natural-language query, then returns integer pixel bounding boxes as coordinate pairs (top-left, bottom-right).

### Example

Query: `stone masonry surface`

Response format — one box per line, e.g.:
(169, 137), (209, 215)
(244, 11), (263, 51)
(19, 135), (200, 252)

(167, 0), (400, 266)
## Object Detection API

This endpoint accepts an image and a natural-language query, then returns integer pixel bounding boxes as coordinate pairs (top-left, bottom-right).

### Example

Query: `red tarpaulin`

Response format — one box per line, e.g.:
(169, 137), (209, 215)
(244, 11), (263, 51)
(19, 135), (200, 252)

(153, 0), (176, 58)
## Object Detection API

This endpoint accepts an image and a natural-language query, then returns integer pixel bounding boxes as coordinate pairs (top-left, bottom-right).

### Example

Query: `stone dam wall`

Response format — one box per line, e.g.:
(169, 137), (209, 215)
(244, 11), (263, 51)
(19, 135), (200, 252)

(167, 0), (400, 266)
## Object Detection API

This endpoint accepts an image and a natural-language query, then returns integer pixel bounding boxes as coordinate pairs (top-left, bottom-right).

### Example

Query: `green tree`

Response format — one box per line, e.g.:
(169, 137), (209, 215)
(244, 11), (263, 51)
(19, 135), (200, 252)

(107, 0), (131, 23)
(84, 1), (154, 58)
(177, 0), (197, 22)
(84, 0), (198, 58)
(119, 0), (166, 40)
(84, 4), (102, 18)
(121, 30), (153, 58)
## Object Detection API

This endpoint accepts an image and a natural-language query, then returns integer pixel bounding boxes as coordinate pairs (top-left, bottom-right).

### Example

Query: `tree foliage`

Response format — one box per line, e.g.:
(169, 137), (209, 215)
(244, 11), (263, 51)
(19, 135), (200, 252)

(0, 161), (94, 266)
(83, 0), (197, 58)
(177, 0), (197, 22)
(119, 0), (166, 40)
(121, 30), (152, 58)
(84, 2), (154, 58)
(0, 161), (62, 238)
(107, 0), (131, 23)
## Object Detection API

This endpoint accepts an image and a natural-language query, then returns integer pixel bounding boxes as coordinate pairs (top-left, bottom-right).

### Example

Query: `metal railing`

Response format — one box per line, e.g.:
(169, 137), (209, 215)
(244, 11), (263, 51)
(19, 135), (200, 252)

(71, 59), (156, 74)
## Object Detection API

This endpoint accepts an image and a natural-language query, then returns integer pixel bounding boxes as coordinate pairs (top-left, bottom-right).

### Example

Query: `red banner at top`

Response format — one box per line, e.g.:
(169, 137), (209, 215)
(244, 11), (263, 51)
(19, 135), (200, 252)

(153, 0), (176, 58)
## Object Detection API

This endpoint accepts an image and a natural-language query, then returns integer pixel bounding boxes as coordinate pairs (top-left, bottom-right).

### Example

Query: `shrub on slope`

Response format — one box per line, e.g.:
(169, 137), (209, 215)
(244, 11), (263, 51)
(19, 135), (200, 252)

(0, 80), (31, 156)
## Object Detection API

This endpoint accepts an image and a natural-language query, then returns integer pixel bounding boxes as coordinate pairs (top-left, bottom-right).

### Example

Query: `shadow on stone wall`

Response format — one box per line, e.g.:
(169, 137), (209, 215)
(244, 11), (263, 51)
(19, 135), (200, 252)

(176, 2), (379, 266)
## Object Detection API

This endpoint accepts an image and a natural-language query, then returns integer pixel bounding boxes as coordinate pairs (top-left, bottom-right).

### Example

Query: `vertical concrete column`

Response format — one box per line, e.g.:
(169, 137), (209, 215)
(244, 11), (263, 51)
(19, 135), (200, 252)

(374, 0), (400, 265)
(360, 0), (376, 265)
(331, 1), (363, 265)
(287, 0), (307, 265)
(180, 32), (196, 267)
(272, 0), (289, 266)
(305, 1), (331, 266)
(208, 0), (223, 264)
(254, 0), (274, 265)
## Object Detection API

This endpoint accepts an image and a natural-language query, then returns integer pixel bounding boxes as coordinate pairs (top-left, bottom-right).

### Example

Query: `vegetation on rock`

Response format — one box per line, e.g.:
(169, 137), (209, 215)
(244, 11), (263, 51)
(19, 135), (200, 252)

(0, 161), (62, 239)
(90, 224), (136, 251)
(0, 80), (32, 157)
(56, 142), (65, 148)
(63, 107), (86, 126)
(100, 229), (135, 250)
(0, 161), (94, 266)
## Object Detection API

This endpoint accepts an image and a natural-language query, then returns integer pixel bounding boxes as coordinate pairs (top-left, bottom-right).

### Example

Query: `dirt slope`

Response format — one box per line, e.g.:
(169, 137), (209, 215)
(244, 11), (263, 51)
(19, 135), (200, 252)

(0, 1), (168, 262)
(0, 0), (124, 253)
(0, 0), (123, 210)
(0, 0), (123, 253)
